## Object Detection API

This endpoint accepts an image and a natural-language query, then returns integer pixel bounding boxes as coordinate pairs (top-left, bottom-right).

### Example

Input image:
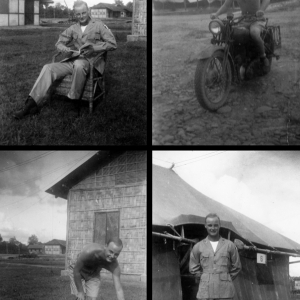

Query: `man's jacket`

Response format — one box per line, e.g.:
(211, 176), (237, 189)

(189, 236), (241, 299)
(55, 19), (117, 74)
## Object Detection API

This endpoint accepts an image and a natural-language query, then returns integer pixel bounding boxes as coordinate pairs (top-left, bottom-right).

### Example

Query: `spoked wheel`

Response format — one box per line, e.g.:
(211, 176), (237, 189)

(194, 50), (232, 111)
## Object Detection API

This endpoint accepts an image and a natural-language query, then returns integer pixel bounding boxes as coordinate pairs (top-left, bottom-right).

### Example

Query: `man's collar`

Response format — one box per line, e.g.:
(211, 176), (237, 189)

(204, 236), (224, 243)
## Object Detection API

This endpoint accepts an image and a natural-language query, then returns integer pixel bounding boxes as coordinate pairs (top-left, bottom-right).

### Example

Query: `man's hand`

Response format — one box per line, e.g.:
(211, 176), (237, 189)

(60, 46), (70, 53)
(76, 291), (85, 300)
(210, 13), (218, 20)
(256, 10), (264, 18)
(80, 47), (94, 56)
(112, 266), (125, 300)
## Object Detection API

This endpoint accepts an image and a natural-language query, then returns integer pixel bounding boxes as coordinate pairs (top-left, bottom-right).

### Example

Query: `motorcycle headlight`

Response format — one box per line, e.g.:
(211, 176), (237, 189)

(209, 20), (224, 35)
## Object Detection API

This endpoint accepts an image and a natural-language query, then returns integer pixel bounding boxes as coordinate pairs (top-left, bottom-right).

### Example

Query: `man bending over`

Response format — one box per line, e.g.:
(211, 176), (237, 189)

(69, 238), (125, 300)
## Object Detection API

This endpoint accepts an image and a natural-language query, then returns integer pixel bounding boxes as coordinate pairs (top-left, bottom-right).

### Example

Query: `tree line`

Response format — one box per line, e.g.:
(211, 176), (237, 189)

(153, 0), (293, 11)
(40, 0), (134, 19)
(0, 234), (42, 254)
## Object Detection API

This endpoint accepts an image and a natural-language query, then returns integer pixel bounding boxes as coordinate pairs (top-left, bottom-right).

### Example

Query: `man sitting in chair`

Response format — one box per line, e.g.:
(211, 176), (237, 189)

(14, 0), (117, 119)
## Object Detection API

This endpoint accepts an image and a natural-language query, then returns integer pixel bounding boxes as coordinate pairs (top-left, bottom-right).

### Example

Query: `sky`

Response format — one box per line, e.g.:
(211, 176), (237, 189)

(0, 151), (97, 245)
(50, 0), (132, 8)
(153, 151), (300, 276)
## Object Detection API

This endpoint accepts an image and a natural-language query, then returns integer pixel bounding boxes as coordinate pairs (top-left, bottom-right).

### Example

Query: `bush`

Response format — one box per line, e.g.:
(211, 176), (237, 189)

(19, 253), (38, 258)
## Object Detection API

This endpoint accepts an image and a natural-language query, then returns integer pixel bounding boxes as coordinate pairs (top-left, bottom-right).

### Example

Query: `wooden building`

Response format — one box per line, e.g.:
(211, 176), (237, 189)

(153, 164), (300, 300)
(44, 239), (66, 255)
(0, 0), (53, 26)
(28, 244), (44, 254)
(45, 151), (146, 281)
(91, 3), (132, 19)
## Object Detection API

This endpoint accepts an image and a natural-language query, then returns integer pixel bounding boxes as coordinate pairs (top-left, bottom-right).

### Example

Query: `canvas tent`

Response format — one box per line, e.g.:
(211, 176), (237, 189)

(152, 164), (300, 300)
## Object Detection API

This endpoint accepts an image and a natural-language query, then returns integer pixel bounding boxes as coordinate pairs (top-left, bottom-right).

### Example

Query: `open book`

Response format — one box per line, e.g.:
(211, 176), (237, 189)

(69, 43), (93, 55)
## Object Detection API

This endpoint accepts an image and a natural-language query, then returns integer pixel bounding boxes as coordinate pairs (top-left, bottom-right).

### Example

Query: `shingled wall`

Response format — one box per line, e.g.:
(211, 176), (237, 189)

(65, 151), (146, 278)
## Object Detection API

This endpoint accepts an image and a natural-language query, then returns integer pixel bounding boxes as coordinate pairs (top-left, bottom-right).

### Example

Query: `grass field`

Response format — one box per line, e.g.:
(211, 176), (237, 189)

(0, 254), (65, 266)
(0, 263), (146, 300)
(0, 26), (146, 145)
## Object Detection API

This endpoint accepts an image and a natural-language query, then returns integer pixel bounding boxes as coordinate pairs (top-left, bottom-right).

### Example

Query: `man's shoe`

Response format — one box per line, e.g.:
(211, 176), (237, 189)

(261, 56), (270, 74)
(14, 96), (39, 120)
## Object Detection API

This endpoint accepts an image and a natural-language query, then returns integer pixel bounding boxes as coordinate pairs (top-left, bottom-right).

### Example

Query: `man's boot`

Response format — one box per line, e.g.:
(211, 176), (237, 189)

(14, 96), (39, 120)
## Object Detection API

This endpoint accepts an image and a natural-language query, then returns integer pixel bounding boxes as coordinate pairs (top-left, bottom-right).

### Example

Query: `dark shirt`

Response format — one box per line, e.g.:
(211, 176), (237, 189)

(71, 248), (119, 280)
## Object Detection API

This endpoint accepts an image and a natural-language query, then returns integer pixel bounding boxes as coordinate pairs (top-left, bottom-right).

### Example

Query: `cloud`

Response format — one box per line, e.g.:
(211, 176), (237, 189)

(0, 212), (13, 229)
(41, 196), (67, 207)
(0, 152), (47, 197)
(57, 207), (67, 214)
(0, 214), (30, 244)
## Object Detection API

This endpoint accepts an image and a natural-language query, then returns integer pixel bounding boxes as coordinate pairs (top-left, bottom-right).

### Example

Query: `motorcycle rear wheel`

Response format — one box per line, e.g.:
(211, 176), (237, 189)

(194, 50), (232, 111)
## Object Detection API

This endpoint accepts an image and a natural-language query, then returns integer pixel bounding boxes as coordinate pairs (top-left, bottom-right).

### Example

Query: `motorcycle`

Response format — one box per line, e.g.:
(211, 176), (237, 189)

(194, 14), (281, 111)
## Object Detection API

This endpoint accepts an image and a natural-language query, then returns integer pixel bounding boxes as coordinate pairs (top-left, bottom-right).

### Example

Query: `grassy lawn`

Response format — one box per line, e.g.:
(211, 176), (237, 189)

(0, 27), (147, 145)
(0, 263), (146, 300)
(0, 254), (65, 266)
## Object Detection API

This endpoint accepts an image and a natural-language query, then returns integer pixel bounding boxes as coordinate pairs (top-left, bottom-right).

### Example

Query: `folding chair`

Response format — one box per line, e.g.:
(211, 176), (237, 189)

(51, 52), (107, 114)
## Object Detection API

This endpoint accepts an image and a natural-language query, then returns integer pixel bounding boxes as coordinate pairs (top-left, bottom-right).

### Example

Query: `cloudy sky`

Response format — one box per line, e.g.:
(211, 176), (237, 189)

(0, 151), (97, 245)
(50, 0), (132, 8)
(153, 151), (300, 276)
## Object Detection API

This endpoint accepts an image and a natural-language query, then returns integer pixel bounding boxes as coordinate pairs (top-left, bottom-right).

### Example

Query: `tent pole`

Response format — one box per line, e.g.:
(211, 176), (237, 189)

(289, 260), (300, 264)
(235, 239), (300, 257)
(242, 244), (300, 257)
(152, 232), (196, 244)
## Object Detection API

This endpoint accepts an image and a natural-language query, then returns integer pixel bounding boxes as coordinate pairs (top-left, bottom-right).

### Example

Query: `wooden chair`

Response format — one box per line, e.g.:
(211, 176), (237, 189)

(51, 52), (107, 114)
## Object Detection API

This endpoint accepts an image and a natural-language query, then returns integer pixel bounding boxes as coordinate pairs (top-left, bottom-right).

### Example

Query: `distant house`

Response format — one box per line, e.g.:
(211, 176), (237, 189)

(91, 3), (132, 19)
(28, 244), (44, 254)
(0, 0), (53, 27)
(44, 239), (66, 255)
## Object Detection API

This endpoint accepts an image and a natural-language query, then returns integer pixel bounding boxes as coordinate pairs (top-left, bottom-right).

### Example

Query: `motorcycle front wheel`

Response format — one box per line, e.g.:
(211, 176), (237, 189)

(194, 50), (232, 111)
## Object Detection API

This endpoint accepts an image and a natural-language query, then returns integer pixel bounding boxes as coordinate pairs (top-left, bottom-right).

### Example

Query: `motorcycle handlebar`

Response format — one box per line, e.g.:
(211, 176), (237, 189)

(216, 15), (246, 25)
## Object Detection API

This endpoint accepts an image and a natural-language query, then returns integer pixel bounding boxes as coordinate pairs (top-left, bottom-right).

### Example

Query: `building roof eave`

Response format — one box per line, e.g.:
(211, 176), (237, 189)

(45, 150), (125, 200)
(40, 0), (54, 3)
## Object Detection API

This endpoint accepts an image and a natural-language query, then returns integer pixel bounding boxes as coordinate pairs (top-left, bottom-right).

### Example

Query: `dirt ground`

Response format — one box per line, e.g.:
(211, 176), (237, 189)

(152, 5), (300, 145)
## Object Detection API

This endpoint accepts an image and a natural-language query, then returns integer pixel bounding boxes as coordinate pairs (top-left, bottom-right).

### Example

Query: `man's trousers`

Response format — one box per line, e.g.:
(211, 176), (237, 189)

(29, 57), (90, 105)
(239, 20), (267, 58)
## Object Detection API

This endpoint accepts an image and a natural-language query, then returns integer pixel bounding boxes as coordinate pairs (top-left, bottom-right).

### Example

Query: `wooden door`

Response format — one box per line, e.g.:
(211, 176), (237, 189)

(94, 211), (120, 245)
(25, 0), (34, 25)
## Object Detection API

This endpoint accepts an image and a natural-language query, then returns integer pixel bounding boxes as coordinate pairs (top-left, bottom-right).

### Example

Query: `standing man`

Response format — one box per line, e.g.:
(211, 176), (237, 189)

(69, 238), (125, 300)
(14, 0), (117, 119)
(189, 213), (241, 300)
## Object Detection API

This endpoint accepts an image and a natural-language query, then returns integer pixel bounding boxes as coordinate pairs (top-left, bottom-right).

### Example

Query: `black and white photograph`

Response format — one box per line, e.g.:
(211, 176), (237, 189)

(0, 0), (146, 145)
(153, 0), (300, 145)
(153, 151), (300, 300)
(0, 150), (146, 299)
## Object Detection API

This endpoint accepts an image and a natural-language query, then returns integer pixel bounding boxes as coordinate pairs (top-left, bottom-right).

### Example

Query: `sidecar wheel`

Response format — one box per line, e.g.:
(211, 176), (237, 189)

(194, 50), (232, 111)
